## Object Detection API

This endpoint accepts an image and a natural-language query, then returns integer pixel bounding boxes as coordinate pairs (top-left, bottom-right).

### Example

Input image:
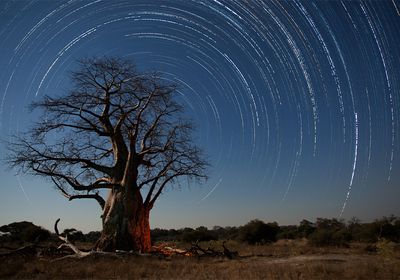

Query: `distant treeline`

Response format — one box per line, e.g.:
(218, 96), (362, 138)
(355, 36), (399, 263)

(1, 216), (399, 247)
(152, 216), (400, 246)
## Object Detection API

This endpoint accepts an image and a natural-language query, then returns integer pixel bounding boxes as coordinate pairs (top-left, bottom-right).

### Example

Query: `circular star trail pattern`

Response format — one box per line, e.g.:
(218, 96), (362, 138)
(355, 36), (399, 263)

(1, 0), (399, 226)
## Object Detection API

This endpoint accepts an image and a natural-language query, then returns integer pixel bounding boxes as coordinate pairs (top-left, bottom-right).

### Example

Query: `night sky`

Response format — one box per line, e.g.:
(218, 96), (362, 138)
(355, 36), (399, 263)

(1, 0), (399, 232)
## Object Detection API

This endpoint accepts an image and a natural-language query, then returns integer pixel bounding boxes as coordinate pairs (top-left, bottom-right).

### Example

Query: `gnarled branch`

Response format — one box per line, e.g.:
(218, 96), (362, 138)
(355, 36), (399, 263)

(54, 218), (90, 257)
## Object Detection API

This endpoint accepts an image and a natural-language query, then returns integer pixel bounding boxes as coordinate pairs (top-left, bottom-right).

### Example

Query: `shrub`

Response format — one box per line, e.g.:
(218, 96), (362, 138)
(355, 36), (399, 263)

(376, 238), (396, 258)
(307, 218), (351, 247)
(84, 231), (101, 243)
(298, 219), (315, 238)
(62, 228), (85, 242)
(277, 225), (298, 239)
(181, 227), (216, 243)
(211, 226), (239, 240)
(151, 228), (173, 242)
(308, 228), (332, 246)
(0, 221), (51, 243)
(238, 220), (279, 244)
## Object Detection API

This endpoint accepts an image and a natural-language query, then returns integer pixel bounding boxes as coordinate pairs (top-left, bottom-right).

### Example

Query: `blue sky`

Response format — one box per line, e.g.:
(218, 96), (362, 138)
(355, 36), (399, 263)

(0, 0), (399, 232)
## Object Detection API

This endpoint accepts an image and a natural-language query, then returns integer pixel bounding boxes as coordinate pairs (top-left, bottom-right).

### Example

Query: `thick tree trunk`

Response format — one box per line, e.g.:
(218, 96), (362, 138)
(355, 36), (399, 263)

(95, 187), (151, 252)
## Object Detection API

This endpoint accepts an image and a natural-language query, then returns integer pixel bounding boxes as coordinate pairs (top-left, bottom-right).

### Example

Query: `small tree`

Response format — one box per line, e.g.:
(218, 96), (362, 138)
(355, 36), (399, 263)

(8, 57), (208, 252)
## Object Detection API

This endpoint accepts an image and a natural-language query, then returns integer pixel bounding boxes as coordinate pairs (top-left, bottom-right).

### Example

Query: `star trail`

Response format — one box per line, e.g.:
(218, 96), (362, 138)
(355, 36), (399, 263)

(0, 0), (399, 230)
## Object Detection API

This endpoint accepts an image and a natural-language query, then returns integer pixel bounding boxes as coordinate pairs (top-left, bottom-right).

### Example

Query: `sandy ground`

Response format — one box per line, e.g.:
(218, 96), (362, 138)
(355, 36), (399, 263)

(1, 251), (399, 279)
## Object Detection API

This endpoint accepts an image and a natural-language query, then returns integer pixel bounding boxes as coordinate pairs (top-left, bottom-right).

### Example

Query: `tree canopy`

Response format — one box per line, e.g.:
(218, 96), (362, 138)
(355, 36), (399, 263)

(8, 57), (208, 210)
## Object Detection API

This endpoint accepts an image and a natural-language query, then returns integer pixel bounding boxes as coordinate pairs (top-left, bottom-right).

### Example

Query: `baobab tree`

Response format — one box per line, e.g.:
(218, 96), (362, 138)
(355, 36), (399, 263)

(8, 57), (208, 252)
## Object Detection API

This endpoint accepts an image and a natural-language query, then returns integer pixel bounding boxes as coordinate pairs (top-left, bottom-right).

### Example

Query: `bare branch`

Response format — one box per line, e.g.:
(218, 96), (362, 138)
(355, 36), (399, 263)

(51, 178), (106, 209)
(7, 56), (208, 221)
(68, 194), (105, 209)
(54, 219), (90, 257)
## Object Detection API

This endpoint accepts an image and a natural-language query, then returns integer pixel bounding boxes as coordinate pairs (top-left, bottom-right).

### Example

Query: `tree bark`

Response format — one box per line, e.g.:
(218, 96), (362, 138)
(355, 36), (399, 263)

(95, 187), (151, 252)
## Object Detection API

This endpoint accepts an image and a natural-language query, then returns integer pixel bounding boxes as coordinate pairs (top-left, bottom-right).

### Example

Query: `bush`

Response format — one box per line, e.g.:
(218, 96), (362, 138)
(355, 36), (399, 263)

(298, 219), (315, 238)
(23, 225), (51, 242)
(307, 218), (350, 247)
(151, 228), (173, 242)
(376, 238), (397, 258)
(308, 228), (332, 246)
(277, 225), (298, 239)
(211, 226), (239, 240)
(351, 216), (400, 243)
(0, 221), (51, 243)
(238, 220), (279, 244)
(181, 227), (216, 243)
(84, 231), (101, 243)
(62, 228), (85, 242)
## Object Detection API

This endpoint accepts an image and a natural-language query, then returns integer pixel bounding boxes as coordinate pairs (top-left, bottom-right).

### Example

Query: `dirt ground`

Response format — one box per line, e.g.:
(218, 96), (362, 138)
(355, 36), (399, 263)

(1, 241), (399, 279)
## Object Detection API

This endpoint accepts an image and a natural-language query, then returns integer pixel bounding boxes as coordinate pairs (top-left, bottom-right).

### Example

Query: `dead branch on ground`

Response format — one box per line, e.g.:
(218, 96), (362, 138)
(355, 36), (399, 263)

(54, 218), (91, 258)
(185, 241), (238, 259)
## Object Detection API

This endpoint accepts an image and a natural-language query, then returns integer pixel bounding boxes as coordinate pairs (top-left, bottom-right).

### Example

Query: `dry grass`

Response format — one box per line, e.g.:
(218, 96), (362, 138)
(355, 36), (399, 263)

(1, 240), (399, 279)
